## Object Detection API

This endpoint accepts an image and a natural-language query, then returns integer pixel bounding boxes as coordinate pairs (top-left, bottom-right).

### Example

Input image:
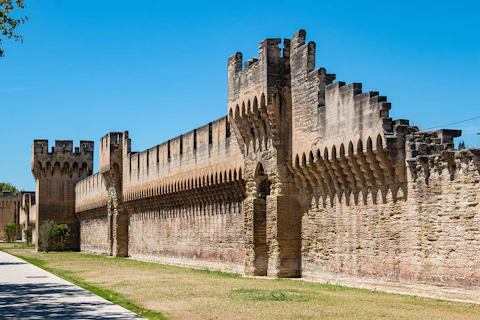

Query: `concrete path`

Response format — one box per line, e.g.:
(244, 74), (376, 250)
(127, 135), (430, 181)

(0, 250), (143, 319)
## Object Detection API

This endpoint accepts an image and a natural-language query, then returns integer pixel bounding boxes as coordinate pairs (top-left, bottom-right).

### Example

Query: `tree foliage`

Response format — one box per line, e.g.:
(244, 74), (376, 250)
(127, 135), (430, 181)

(40, 219), (55, 252)
(53, 223), (70, 251)
(23, 228), (32, 245)
(0, 182), (19, 196)
(0, 0), (27, 57)
(3, 220), (18, 242)
(40, 219), (70, 252)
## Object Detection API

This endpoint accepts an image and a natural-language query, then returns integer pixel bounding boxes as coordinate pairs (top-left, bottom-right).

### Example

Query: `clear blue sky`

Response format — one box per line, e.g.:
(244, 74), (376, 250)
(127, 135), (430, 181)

(1, 0), (479, 191)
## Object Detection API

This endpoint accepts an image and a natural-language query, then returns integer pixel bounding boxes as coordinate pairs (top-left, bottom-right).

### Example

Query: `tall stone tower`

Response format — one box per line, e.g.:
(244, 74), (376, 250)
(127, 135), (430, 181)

(100, 131), (128, 257)
(228, 31), (309, 277)
(31, 139), (94, 250)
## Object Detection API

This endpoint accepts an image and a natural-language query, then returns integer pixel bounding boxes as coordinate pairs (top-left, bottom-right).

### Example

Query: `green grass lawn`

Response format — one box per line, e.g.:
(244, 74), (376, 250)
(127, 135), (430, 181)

(1, 243), (479, 320)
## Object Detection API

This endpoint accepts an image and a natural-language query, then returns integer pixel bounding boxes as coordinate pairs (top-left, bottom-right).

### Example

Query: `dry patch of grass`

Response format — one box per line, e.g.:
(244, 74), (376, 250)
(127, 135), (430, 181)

(2, 245), (480, 320)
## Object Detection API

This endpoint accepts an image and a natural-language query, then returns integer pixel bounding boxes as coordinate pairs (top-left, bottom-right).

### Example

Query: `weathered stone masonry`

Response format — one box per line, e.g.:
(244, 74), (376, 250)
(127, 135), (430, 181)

(31, 30), (479, 291)
(32, 139), (93, 250)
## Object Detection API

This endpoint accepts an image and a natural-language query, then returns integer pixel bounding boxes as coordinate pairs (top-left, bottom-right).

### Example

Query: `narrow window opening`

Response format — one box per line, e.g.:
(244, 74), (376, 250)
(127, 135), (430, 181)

(180, 135), (183, 155)
(116, 134), (120, 144)
(168, 140), (171, 161)
(156, 145), (159, 162)
(209, 122), (213, 145)
(193, 130), (197, 150)
(226, 117), (231, 138)
(146, 151), (149, 167)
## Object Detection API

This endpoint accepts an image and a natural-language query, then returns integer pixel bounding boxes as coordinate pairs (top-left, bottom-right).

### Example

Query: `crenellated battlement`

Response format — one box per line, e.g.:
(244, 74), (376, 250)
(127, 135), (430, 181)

(405, 129), (465, 182)
(228, 35), (290, 107)
(123, 116), (244, 203)
(100, 132), (125, 174)
(289, 30), (395, 159)
(32, 139), (93, 155)
(32, 139), (94, 180)
(75, 173), (108, 213)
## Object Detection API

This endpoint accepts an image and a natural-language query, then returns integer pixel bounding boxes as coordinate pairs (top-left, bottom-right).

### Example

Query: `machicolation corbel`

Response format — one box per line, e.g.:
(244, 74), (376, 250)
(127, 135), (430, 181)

(470, 148), (480, 174)
(441, 150), (456, 180)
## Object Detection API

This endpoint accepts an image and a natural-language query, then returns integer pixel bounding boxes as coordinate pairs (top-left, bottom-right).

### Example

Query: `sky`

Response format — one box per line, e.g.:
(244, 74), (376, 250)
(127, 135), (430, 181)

(1, 0), (479, 191)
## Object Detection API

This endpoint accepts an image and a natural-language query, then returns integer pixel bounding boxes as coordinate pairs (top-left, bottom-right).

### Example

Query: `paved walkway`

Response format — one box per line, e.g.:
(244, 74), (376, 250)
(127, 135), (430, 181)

(0, 250), (143, 319)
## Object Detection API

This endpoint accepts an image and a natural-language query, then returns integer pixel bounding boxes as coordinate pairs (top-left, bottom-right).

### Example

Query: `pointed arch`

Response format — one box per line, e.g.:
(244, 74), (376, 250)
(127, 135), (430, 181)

(53, 162), (61, 176)
(340, 144), (346, 158)
(367, 137), (373, 152)
(357, 140), (364, 154)
(376, 134), (384, 151)
(348, 142), (354, 157)
(63, 162), (70, 176)
(331, 145), (337, 159)
(72, 162), (78, 178)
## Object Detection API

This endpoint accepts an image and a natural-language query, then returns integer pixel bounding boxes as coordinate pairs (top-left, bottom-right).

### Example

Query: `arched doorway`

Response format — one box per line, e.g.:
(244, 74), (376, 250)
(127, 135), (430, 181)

(253, 163), (271, 276)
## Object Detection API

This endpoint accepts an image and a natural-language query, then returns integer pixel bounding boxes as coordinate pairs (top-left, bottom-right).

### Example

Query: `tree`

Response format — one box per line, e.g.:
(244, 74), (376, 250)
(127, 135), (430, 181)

(0, 0), (28, 57)
(0, 182), (19, 196)
(23, 228), (32, 245)
(40, 219), (55, 252)
(3, 220), (17, 242)
(53, 223), (70, 251)
(40, 219), (70, 252)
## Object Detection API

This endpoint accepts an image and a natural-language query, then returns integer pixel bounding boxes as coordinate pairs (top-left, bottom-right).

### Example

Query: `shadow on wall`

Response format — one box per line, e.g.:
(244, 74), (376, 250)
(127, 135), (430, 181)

(0, 283), (138, 319)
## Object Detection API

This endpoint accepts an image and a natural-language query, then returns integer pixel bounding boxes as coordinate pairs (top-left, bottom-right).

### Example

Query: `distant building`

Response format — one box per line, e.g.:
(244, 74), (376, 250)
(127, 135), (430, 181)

(0, 191), (35, 241)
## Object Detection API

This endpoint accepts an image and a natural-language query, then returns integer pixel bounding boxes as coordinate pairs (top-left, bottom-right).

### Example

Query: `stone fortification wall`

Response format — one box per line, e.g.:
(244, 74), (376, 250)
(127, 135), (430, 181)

(78, 210), (109, 255)
(0, 192), (20, 240)
(75, 173), (108, 254)
(18, 192), (36, 243)
(289, 30), (393, 161)
(58, 30), (480, 299)
(288, 30), (407, 201)
(301, 131), (480, 288)
(123, 116), (243, 199)
(123, 116), (246, 267)
(128, 201), (245, 272)
(75, 173), (107, 213)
